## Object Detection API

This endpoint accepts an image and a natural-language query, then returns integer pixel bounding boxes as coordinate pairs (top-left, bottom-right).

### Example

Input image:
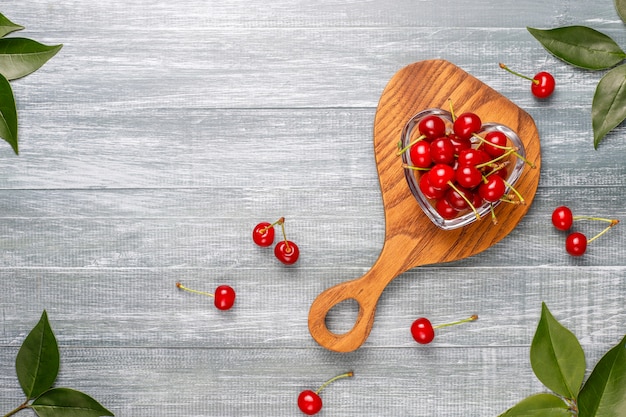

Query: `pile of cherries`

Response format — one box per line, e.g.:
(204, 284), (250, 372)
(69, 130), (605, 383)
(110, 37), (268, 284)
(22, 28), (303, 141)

(399, 109), (531, 223)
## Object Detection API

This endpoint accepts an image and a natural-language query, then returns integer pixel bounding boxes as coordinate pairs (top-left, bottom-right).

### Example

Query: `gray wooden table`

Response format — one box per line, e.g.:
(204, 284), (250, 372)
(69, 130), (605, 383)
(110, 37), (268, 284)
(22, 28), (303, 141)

(1, 1), (624, 416)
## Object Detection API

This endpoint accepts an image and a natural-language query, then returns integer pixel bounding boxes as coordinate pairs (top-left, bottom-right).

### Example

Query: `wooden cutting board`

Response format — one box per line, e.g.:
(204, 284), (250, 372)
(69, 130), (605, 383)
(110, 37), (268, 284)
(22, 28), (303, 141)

(308, 59), (542, 352)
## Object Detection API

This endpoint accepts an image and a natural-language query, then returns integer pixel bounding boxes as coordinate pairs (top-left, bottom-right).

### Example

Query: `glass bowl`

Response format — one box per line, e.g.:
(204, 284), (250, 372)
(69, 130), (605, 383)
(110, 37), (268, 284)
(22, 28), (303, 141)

(400, 108), (526, 230)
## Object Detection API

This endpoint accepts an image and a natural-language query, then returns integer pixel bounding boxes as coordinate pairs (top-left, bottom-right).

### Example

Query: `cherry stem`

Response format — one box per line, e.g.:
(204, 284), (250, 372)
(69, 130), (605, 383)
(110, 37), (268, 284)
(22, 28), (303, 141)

(401, 163), (429, 171)
(484, 162), (509, 177)
(278, 218), (292, 253)
(501, 177), (525, 204)
(489, 203), (498, 225)
(260, 217), (285, 234)
(447, 181), (480, 220)
(499, 63), (539, 85)
(448, 98), (456, 121)
(396, 135), (426, 156)
(573, 215), (619, 225)
(514, 152), (536, 169)
(472, 133), (514, 151)
(474, 142), (535, 170)
(476, 148), (517, 169)
(433, 314), (478, 330)
(176, 282), (214, 298)
(587, 220), (620, 244)
(315, 371), (354, 395)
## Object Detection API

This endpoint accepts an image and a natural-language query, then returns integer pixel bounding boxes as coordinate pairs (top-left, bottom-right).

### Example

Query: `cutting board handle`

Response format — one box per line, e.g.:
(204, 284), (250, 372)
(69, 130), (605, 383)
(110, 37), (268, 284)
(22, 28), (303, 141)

(308, 238), (407, 352)
(308, 272), (384, 353)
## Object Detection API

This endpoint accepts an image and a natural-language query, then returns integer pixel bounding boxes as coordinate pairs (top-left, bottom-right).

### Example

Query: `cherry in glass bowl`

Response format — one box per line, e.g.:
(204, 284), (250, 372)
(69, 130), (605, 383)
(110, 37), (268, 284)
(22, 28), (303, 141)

(400, 108), (526, 230)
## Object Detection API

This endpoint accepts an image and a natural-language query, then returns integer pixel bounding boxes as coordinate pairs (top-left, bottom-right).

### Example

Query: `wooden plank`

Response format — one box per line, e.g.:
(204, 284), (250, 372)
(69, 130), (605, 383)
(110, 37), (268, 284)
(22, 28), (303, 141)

(0, 345), (614, 416)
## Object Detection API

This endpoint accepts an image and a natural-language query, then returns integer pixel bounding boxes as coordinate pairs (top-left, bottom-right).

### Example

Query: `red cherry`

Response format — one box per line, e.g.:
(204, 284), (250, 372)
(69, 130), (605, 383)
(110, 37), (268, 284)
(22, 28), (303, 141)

(409, 141), (432, 168)
(448, 134), (472, 154)
(253, 222), (275, 246)
(298, 372), (353, 415)
(435, 198), (459, 220)
(411, 315), (478, 345)
(566, 232), (587, 256)
(471, 192), (484, 208)
(478, 175), (506, 202)
(455, 165), (483, 189)
(445, 187), (473, 211)
(482, 131), (509, 158)
(418, 114), (447, 141)
(176, 282), (236, 311)
(500, 63), (555, 99)
(429, 137), (455, 165)
(531, 71), (556, 99)
(297, 390), (322, 415)
(428, 163), (455, 190)
(274, 240), (300, 265)
(457, 148), (488, 167)
(213, 285), (236, 310)
(552, 206), (574, 231)
(411, 317), (435, 344)
(453, 112), (482, 140)
(419, 172), (446, 200)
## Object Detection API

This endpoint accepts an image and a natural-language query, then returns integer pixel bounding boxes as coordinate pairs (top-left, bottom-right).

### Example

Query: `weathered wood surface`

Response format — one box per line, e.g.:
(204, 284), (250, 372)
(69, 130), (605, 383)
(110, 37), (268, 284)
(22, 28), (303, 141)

(0, 1), (625, 416)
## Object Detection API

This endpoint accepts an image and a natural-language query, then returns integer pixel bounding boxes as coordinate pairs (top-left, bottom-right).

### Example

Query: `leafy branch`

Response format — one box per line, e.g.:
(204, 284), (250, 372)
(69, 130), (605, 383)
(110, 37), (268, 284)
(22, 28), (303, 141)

(499, 303), (626, 417)
(527, 11), (626, 148)
(3, 311), (114, 417)
(0, 12), (62, 155)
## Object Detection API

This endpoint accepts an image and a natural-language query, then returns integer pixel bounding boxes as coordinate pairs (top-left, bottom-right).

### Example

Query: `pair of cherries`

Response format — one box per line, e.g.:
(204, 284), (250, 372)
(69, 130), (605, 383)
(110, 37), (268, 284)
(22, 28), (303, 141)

(551, 206), (619, 256)
(253, 217), (300, 264)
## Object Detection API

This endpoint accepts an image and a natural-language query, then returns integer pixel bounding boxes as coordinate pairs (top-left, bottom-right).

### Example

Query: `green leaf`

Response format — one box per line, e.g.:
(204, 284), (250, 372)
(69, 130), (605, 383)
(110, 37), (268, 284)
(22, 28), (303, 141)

(0, 37), (62, 80)
(15, 310), (60, 400)
(527, 26), (626, 70)
(616, 0), (626, 24)
(0, 71), (18, 154)
(499, 393), (572, 417)
(31, 388), (114, 417)
(530, 303), (586, 399)
(578, 334), (626, 417)
(592, 64), (626, 149)
(0, 12), (24, 38)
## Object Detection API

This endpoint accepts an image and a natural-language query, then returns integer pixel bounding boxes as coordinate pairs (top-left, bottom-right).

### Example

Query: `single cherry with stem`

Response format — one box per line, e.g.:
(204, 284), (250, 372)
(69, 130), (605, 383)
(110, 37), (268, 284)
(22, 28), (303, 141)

(552, 206), (574, 231)
(480, 130), (509, 158)
(411, 315), (478, 344)
(429, 136), (455, 165)
(176, 282), (236, 310)
(253, 218), (283, 247)
(273, 217), (299, 265)
(499, 63), (555, 98)
(396, 114), (447, 156)
(453, 112), (482, 140)
(409, 140), (432, 168)
(297, 371), (354, 415)
(565, 232), (587, 256)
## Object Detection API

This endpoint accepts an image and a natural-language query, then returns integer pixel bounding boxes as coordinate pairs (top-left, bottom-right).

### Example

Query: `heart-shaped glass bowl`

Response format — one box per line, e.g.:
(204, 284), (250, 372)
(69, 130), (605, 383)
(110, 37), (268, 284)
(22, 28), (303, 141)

(400, 108), (526, 230)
